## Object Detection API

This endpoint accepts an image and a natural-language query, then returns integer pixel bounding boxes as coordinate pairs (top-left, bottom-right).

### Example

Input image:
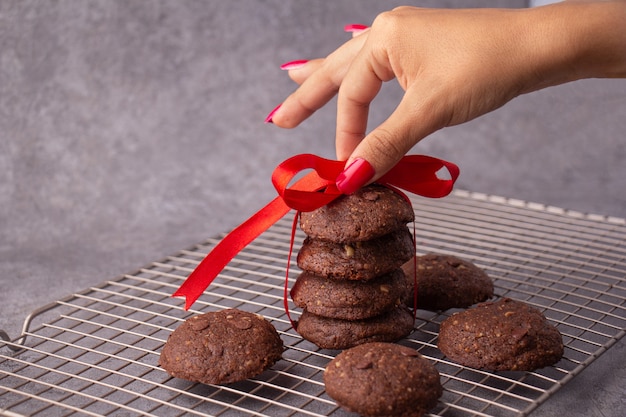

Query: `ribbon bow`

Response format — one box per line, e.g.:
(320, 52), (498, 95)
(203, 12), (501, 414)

(173, 154), (459, 310)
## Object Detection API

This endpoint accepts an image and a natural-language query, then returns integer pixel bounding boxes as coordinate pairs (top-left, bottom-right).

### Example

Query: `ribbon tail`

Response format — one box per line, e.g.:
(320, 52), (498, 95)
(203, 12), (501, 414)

(173, 196), (291, 310)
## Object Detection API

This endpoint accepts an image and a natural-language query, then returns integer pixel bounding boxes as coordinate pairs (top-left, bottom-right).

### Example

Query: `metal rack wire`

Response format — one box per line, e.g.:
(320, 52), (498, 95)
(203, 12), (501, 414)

(1, 190), (625, 417)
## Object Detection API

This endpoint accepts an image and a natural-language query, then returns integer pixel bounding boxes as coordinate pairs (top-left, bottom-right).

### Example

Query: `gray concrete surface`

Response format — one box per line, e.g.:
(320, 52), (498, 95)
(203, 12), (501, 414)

(1, 1), (624, 416)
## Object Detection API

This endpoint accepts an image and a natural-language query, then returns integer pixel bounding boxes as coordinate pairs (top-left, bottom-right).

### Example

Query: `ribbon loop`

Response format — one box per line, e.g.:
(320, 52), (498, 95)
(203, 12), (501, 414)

(173, 154), (459, 310)
(378, 155), (460, 198)
(272, 154), (344, 211)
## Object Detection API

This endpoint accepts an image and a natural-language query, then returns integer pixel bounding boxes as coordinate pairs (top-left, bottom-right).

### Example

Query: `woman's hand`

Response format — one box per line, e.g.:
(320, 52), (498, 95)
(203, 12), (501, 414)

(268, 2), (626, 194)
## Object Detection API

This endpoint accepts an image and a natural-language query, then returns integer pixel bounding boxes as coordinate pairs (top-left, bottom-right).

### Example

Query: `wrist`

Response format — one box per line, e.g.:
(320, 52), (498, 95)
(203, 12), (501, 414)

(519, 1), (626, 91)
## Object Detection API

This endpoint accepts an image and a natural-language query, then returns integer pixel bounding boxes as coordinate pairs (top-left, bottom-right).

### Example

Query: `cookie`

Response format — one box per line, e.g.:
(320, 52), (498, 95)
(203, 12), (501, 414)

(297, 228), (415, 281)
(324, 342), (442, 417)
(438, 298), (564, 371)
(402, 253), (494, 311)
(300, 184), (415, 242)
(159, 309), (284, 384)
(290, 268), (405, 320)
(295, 306), (414, 350)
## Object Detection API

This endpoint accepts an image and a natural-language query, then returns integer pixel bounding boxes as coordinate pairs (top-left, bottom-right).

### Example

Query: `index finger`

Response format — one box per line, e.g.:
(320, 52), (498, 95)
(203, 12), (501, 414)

(271, 33), (369, 129)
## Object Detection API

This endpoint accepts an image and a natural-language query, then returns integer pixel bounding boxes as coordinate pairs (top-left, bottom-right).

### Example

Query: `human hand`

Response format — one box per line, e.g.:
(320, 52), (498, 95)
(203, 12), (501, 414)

(268, 2), (626, 194)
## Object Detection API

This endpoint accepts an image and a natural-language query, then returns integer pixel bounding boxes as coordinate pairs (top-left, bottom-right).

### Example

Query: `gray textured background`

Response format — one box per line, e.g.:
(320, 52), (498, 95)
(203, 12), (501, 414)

(1, 1), (624, 416)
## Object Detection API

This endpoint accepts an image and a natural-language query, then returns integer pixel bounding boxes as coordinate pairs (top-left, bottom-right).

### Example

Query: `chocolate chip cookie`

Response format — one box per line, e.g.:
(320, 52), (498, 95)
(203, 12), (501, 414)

(402, 253), (494, 311)
(295, 306), (414, 350)
(160, 309), (284, 384)
(438, 298), (564, 371)
(290, 268), (405, 320)
(324, 342), (442, 417)
(300, 184), (414, 242)
(297, 227), (415, 281)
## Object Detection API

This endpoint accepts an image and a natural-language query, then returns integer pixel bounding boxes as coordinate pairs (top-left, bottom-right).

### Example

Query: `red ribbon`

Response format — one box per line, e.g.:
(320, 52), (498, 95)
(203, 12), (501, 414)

(173, 154), (459, 310)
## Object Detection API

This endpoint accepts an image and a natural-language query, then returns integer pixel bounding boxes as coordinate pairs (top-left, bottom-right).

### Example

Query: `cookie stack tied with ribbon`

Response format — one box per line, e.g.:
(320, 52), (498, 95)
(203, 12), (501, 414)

(291, 184), (417, 350)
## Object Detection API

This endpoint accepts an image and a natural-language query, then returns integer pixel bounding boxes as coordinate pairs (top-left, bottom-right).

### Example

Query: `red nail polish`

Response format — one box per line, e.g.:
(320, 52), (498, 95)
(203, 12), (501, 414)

(344, 24), (368, 34)
(265, 104), (282, 124)
(336, 158), (375, 195)
(280, 60), (308, 70)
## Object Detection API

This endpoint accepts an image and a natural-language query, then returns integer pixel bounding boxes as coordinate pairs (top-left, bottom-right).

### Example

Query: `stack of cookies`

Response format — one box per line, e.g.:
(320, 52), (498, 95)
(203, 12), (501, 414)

(291, 184), (416, 350)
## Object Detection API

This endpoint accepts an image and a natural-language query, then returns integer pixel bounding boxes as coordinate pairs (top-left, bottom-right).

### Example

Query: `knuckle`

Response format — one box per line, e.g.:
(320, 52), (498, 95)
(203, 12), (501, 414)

(369, 8), (418, 66)
(373, 6), (416, 31)
(391, 5), (413, 13)
(371, 10), (400, 33)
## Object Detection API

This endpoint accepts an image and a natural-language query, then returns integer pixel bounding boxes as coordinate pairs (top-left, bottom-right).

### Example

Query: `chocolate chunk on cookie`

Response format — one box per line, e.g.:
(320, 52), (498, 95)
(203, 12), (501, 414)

(297, 228), (415, 281)
(295, 306), (414, 350)
(438, 298), (564, 371)
(160, 309), (283, 384)
(300, 184), (415, 242)
(402, 253), (494, 311)
(291, 268), (405, 320)
(324, 342), (442, 417)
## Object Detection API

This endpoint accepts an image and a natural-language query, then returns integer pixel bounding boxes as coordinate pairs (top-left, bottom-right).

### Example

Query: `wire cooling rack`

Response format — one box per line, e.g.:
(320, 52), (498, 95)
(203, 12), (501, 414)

(1, 190), (625, 417)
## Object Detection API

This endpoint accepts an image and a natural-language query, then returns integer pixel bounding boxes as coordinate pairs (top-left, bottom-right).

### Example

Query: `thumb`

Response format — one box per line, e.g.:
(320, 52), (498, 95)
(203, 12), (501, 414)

(335, 92), (441, 194)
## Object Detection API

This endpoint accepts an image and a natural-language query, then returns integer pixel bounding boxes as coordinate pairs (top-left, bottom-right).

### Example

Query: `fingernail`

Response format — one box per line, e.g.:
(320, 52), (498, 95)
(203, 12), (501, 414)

(344, 23), (368, 34)
(336, 158), (375, 195)
(265, 103), (282, 124)
(280, 59), (308, 70)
